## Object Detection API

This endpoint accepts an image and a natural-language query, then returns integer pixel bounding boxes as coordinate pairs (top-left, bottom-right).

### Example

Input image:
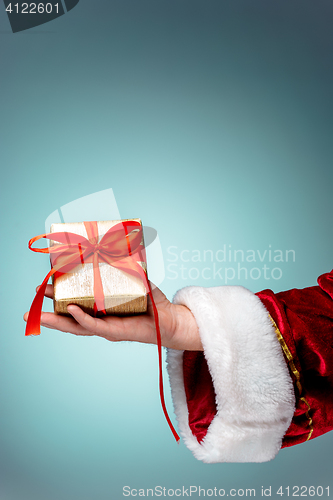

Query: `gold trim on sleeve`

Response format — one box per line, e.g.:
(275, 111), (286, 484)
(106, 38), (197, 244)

(269, 314), (314, 442)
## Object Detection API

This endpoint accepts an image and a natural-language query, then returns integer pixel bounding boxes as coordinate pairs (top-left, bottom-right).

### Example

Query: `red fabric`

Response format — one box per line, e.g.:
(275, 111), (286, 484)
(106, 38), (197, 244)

(183, 351), (217, 443)
(182, 270), (333, 447)
(257, 270), (333, 448)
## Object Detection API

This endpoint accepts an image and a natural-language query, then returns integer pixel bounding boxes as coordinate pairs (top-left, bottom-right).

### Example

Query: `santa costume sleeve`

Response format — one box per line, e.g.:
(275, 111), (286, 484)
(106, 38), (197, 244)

(166, 270), (333, 463)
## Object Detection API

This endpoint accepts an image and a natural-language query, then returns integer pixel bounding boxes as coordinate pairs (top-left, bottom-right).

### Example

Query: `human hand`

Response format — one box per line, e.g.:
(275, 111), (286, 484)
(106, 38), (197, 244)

(23, 284), (203, 351)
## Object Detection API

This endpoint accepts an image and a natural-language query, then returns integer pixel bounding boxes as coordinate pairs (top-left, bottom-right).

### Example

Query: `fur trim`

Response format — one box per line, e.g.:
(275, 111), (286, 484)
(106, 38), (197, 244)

(167, 286), (295, 463)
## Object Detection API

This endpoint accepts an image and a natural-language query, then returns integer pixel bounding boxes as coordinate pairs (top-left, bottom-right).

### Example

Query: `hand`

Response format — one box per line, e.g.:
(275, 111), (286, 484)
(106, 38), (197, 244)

(23, 284), (203, 351)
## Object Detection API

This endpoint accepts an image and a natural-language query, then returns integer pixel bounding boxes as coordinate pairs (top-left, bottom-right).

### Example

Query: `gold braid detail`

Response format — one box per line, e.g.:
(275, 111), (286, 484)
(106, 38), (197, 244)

(269, 314), (314, 442)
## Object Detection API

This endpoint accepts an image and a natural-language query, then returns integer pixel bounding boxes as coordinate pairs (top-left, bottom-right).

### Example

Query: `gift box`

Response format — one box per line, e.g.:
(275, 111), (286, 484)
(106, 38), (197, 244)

(50, 219), (148, 316)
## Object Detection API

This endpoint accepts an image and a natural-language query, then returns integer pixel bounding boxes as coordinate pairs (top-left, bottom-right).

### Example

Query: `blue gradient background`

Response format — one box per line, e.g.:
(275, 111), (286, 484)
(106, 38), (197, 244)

(0, 1), (332, 499)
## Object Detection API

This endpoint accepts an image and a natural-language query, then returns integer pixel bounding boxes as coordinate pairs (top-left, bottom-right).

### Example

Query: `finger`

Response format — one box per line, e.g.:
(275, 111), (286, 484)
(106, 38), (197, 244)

(40, 311), (94, 336)
(24, 306), (134, 341)
(36, 284), (54, 298)
(23, 310), (93, 336)
(67, 305), (124, 340)
(44, 284), (54, 298)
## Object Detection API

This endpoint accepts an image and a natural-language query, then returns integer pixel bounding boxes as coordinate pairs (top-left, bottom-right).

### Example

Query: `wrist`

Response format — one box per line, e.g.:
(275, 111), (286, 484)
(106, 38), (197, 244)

(171, 304), (203, 351)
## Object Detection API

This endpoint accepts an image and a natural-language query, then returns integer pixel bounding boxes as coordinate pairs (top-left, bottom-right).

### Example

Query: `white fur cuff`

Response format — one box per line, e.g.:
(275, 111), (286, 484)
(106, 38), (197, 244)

(167, 286), (295, 463)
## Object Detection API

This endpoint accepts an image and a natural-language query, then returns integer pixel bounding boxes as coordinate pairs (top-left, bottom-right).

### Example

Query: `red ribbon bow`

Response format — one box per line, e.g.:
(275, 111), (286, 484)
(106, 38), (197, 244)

(26, 220), (180, 443)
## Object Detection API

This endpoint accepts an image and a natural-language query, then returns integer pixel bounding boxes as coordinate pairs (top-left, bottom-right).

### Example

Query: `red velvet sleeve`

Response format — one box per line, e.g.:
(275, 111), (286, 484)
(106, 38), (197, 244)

(256, 269), (333, 448)
(182, 270), (333, 449)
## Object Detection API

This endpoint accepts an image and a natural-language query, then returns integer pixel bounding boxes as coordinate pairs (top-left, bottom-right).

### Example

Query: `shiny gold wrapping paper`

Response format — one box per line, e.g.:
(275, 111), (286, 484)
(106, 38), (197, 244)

(50, 220), (147, 316)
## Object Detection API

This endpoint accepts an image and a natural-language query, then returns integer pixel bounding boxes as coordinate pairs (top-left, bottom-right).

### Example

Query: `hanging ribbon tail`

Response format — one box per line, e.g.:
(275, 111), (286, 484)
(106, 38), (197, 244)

(25, 268), (56, 336)
(146, 279), (180, 443)
(113, 258), (180, 442)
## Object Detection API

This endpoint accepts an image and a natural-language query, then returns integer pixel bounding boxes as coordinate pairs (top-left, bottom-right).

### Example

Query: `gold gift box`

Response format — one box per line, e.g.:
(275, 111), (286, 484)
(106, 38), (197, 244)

(50, 219), (147, 316)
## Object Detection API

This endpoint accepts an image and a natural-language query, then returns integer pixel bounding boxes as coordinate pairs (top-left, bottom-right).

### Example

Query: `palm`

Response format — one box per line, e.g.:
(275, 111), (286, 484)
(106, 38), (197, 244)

(24, 283), (202, 351)
(100, 286), (178, 346)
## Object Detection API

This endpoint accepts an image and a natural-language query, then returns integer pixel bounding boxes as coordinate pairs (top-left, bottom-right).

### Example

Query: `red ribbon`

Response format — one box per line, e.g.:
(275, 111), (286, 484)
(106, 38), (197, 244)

(26, 220), (180, 443)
